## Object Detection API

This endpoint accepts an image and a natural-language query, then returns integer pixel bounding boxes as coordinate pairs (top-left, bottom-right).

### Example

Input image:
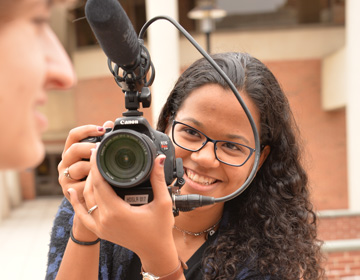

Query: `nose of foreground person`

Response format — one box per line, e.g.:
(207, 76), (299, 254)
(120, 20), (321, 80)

(44, 27), (76, 90)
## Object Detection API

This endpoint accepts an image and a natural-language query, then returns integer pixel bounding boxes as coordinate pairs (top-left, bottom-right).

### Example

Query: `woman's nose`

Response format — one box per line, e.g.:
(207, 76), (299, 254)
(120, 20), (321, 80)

(190, 142), (220, 168)
(44, 27), (76, 90)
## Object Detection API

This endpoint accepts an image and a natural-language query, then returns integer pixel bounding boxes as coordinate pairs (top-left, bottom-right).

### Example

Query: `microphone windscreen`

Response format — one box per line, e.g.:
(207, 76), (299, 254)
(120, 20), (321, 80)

(85, 0), (140, 67)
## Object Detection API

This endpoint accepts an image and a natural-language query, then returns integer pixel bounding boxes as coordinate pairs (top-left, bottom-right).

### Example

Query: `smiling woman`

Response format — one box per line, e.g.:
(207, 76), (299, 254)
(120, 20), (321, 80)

(47, 52), (325, 280)
(0, 0), (76, 170)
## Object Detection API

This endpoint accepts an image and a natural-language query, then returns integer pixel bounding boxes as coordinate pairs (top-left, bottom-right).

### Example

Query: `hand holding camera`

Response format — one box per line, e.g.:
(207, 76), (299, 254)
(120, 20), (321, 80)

(66, 143), (180, 268)
(81, 114), (184, 206)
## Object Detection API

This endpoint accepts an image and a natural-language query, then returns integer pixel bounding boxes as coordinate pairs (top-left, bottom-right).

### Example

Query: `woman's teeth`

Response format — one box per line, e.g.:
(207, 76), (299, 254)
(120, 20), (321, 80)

(186, 169), (216, 185)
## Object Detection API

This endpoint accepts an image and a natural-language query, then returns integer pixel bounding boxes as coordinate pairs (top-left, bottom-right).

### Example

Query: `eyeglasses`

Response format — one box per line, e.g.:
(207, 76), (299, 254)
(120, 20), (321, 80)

(171, 120), (255, 167)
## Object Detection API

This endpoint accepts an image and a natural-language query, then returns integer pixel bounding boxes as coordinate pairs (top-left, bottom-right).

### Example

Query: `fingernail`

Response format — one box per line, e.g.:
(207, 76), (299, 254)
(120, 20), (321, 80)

(159, 155), (166, 166)
(97, 126), (104, 132)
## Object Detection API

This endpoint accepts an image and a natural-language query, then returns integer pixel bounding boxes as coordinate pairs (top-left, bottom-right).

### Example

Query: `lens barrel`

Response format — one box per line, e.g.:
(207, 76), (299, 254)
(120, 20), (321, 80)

(96, 129), (156, 188)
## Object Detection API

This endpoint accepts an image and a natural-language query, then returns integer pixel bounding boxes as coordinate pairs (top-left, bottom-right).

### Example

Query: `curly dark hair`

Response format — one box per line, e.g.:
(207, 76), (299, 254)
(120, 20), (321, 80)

(157, 52), (325, 279)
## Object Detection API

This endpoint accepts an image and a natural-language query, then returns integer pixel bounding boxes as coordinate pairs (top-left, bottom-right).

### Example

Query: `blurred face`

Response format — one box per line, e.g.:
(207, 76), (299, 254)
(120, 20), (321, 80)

(170, 84), (265, 202)
(0, 0), (75, 169)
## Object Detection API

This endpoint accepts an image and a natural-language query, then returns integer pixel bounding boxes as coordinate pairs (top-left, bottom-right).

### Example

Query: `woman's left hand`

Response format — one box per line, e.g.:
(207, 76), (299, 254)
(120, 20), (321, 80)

(67, 144), (180, 276)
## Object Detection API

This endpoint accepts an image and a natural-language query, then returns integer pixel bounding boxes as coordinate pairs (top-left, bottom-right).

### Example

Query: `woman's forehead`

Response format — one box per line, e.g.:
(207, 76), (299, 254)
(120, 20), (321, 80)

(177, 84), (260, 131)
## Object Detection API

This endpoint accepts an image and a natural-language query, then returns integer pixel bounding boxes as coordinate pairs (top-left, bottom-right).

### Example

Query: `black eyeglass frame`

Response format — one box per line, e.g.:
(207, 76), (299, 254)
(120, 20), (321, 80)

(171, 120), (255, 167)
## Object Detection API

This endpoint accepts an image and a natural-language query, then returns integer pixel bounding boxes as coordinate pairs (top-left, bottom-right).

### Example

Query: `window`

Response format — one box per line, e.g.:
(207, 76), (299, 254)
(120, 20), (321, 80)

(68, 0), (345, 48)
(214, 0), (345, 31)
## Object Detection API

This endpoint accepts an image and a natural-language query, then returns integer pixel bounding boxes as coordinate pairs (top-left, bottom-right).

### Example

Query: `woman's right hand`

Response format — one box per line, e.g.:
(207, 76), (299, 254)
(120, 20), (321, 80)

(58, 121), (113, 202)
(58, 125), (101, 202)
(57, 122), (113, 241)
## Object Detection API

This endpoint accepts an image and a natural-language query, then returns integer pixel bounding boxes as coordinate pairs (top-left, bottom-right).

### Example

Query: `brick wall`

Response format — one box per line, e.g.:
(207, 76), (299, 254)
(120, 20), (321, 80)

(318, 215), (360, 241)
(319, 212), (360, 279)
(73, 76), (153, 127)
(265, 59), (347, 211)
(324, 251), (360, 280)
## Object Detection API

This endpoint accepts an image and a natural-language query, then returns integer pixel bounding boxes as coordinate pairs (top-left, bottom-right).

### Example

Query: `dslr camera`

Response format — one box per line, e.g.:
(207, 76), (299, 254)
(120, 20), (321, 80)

(83, 111), (183, 205)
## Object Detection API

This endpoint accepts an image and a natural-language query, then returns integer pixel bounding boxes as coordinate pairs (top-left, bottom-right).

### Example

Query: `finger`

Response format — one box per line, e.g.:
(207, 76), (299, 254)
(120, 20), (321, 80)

(59, 142), (95, 187)
(63, 125), (107, 157)
(58, 161), (86, 200)
(83, 172), (97, 211)
(62, 142), (96, 164)
(61, 181), (86, 202)
(102, 120), (114, 128)
(67, 188), (97, 232)
(60, 160), (90, 181)
(150, 155), (170, 201)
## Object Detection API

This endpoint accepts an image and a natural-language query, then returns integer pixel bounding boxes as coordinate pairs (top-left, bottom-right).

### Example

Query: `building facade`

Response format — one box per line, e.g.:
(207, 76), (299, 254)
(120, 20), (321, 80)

(1, 0), (359, 278)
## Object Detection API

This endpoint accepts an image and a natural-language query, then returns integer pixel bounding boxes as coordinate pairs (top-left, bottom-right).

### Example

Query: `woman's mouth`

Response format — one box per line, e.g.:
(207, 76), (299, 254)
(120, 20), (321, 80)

(34, 98), (48, 132)
(185, 168), (218, 186)
(34, 108), (48, 132)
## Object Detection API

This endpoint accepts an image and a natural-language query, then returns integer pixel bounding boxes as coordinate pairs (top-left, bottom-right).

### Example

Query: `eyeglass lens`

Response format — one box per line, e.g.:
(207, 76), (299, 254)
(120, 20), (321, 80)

(172, 121), (253, 166)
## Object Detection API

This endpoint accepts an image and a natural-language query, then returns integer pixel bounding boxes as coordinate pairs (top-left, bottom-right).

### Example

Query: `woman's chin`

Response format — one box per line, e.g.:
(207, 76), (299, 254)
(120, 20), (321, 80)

(17, 142), (45, 170)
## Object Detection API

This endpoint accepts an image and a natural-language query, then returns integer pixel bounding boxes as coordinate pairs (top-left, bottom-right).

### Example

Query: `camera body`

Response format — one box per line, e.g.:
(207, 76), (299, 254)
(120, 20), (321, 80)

(83, 115), (183, 205)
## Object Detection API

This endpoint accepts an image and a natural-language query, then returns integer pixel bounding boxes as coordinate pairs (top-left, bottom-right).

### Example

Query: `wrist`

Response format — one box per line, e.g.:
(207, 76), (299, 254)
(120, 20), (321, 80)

(141, 258), (187, 280)
(139, 242), (179, 276)
(70, 227), (101, 246)
(72, 215), (98, 242)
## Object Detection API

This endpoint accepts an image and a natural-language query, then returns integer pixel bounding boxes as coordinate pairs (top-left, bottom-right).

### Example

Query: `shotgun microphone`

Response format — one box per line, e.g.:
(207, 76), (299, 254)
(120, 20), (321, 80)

(85, 0), (154, 92)
(85, 0), (140, 69)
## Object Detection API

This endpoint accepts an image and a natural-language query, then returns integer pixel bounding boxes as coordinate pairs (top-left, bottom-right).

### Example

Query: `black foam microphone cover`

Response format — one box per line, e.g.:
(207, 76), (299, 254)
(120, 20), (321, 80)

(85, 0), (140, 68)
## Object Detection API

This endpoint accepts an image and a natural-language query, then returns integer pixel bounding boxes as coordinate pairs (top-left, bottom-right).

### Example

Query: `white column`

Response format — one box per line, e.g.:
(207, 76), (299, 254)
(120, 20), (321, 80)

(0, 172), (10, 222)
(144, 0), (180, 127)
(4, 171), (22, 208)
(0, 170), (22, 222)
(346, 0), (360, 210)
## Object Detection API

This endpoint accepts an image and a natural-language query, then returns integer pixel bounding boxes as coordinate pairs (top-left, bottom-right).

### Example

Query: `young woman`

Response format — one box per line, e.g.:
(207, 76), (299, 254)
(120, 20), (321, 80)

(46, 52), (324, 279)
(0, 0), (75, 170)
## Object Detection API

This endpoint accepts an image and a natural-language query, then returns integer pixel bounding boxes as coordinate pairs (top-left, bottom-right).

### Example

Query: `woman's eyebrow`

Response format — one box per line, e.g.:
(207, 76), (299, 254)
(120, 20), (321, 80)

(179, 117), (251, 145)
(225, 133), (250, 145)
(179, 117), (203, 128)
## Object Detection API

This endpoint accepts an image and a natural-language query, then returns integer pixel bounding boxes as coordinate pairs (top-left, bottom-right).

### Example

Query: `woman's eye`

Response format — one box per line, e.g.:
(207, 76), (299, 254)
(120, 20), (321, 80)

(32, 17), (50, 27)
(224, 142), (238, 150)
(223, 142), (244, 153)
(184, 128), (200, 137)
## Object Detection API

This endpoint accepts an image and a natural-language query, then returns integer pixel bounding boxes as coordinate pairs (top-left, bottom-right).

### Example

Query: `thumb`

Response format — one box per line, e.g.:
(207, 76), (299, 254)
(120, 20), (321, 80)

(150, 155), (170, 200)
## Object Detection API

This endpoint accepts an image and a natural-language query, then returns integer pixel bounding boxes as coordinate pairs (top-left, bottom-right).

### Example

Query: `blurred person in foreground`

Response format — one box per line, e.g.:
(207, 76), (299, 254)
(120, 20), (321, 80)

(0, 0), (75, 170)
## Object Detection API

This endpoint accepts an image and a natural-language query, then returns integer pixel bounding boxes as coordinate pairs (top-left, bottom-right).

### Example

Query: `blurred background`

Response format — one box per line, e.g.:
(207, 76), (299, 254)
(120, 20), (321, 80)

(1, 0), (359, 279)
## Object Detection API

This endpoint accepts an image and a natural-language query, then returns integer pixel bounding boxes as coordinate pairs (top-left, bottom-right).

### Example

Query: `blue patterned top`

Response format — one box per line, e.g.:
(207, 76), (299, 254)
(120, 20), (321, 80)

(45, 198), (273, 280)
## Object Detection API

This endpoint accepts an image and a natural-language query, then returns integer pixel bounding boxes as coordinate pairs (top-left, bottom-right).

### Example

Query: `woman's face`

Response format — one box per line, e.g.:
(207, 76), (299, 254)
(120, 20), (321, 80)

(170, 84), (264, 201)
(0, 0), (75, 169)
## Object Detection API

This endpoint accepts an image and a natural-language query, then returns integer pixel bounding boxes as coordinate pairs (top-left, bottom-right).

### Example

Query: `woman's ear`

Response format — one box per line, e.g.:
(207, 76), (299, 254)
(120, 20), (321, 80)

(257, 145), (270, 171)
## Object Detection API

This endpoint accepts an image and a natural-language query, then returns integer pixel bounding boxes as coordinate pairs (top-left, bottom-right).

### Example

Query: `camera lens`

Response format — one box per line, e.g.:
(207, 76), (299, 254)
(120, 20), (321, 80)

(115, 148), (136, 171)
(97, 130), (156, 188)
